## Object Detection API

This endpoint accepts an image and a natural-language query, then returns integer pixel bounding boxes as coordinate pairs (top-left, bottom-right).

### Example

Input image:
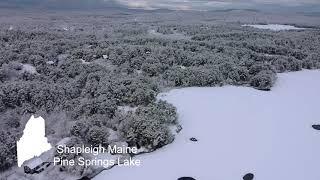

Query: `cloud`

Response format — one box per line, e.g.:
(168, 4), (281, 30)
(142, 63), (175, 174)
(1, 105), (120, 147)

(116, 0), (320, 10)
(0, 0), (122, 9)
(115, 0), (232, 10)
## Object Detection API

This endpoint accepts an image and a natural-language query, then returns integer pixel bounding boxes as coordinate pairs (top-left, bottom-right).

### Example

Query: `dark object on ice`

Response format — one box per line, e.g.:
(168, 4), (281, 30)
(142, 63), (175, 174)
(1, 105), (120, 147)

(78, 177), (91, 180)
(243, 173), (254, 180)
(176, 125), (183, 133)
(24, 162), (52, 174)
(24, 166), (34, 174)
(190, 137), (198, 142)
(312, 125), (320, 130)
(178, 177), (196, 180)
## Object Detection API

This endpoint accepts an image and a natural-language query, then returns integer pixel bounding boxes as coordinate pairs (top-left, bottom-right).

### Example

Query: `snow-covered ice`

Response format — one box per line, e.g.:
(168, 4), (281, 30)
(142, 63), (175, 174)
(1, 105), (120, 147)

(95, 70), (320, 180)
(17, 115), (52, 167)
(242, 24), (306, 31)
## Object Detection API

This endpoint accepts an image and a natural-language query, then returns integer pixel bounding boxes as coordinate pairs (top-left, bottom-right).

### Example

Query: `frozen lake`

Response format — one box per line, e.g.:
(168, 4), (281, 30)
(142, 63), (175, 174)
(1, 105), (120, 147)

(242, 24), (306, 31)
(95, 70), (320, 180)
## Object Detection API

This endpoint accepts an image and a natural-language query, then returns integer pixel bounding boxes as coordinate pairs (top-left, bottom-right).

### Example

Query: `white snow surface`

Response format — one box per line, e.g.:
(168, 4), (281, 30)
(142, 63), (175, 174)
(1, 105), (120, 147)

(21, 64), (38, 74)
(17, 115), (52, 167)
(95, 70), (320, 180)
(103, 55), (109, 59)
(242, 24), (306, 31)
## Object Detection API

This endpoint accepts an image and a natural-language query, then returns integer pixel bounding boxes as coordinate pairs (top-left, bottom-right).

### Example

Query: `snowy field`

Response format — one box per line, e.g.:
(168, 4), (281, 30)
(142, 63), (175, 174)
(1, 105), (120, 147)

(242, 24), (306, 31)
(96, 70), (320, 180)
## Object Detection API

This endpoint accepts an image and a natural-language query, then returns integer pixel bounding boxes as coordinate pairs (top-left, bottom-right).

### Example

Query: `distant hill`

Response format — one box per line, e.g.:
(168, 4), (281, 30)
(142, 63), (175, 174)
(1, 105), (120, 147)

(211, 9), (260, 13)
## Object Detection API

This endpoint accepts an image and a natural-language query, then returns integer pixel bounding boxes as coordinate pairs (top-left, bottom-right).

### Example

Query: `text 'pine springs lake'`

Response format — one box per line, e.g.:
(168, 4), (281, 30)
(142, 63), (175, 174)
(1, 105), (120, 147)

(54, 145), (141, 168)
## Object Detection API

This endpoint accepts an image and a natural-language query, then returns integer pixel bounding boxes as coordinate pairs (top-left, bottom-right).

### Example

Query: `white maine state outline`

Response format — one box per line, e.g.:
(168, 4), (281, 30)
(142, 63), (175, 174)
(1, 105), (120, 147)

(17, 115), (52, 167)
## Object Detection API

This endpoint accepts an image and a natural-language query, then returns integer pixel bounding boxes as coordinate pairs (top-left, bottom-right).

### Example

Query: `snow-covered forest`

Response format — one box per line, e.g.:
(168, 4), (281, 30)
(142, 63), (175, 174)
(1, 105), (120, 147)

(0, 9), (320, 179)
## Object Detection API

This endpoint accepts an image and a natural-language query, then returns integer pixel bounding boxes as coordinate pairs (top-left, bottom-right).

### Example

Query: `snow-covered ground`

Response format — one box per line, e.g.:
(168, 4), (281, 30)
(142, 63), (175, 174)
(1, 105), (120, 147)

(242, 24), (306, 31)
(21, 64), (38, 74)
(95, 70), (320, 180)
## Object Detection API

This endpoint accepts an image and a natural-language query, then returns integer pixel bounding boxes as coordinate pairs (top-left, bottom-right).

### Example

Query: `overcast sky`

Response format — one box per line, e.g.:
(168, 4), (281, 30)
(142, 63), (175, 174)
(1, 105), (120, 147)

(0, 0), (319, 11)
(115, 0), (320, 10)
